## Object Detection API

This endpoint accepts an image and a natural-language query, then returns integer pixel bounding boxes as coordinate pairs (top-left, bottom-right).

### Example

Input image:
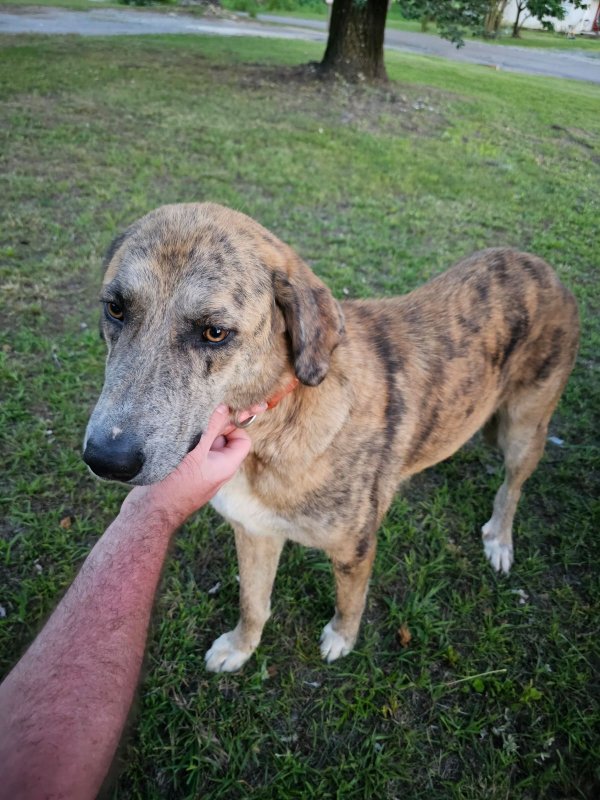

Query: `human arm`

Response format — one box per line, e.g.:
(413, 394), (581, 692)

(0, 404), (258, 800)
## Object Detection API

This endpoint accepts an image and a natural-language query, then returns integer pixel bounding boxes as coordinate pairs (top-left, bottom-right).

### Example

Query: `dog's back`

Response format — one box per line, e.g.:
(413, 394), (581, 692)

(337, 248), (579, 478)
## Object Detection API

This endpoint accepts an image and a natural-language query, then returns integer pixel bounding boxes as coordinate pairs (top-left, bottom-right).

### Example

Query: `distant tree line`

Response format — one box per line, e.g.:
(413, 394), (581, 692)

(397, 1), (587, 42)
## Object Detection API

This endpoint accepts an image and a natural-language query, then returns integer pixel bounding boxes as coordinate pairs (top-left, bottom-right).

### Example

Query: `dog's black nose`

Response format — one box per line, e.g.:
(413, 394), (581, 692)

(83, 433), (145, 482)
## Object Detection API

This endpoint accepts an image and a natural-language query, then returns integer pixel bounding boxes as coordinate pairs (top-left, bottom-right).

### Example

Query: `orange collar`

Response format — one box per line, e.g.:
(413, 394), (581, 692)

(266, 377), (299, 410)
(233, 377), (299, 428)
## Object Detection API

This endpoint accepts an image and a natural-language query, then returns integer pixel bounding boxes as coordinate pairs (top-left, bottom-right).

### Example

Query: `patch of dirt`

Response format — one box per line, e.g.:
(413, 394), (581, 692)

(236, 63), (459, 137)
(550, 123), (600, 165)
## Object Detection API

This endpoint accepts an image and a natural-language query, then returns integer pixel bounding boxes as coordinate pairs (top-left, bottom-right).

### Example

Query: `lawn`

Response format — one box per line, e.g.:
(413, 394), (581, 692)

(1, 32), (599, 799)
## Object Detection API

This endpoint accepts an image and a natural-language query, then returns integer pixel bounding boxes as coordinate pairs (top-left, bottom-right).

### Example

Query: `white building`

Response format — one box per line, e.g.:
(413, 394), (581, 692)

(503, 1), (600, 34)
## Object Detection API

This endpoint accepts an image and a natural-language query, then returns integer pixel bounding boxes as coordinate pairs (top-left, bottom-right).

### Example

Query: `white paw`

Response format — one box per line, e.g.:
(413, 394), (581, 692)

(319, 622), (354, 663)
(483, 537), (513, 574)
(205, 631), (253, 673)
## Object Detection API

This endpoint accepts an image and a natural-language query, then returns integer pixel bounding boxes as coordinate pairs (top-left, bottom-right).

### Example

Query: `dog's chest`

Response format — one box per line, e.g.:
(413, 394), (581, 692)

(211, 470), (329, 547)
(211, 470), (295, 540)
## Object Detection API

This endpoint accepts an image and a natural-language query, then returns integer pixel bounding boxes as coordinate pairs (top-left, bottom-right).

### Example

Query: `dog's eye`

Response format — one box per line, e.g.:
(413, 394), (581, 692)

(106, 301), (124, 322)
(203, 326), (230, 344)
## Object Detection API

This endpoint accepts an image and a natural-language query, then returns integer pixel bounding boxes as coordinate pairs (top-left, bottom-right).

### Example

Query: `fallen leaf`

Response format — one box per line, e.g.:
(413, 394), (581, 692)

(398, 623), (412, 648)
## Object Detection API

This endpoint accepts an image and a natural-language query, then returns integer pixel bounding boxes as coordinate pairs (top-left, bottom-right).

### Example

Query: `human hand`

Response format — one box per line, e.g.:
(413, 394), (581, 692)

(122, 402), (265, 527)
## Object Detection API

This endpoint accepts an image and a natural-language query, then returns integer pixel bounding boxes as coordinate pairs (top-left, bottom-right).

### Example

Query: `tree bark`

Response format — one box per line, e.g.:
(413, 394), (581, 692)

(320, 0), (389, 82)
(512, 1), (526, 37)
(484, 0), (508, 37)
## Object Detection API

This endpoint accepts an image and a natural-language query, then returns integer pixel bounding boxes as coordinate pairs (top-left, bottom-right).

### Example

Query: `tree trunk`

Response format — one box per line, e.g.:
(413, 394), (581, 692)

(320, 0), (389, 82)
(484, 0), (508, 38)
(512, 1), (525, 37)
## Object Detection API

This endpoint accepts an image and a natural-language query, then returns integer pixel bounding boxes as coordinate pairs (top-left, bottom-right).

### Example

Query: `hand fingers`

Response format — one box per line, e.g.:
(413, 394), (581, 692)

(209, 426), (251, 468)
(214, 427), (251, 462)
(221, 425), (252, 448)
(231, 401), (268, 427)
(197, 404), (231, 455)
(202, 431), (251, 490)
(192, 399), (266, 462)
(248, 401), (268, 415)
(210, 435), (227, 452)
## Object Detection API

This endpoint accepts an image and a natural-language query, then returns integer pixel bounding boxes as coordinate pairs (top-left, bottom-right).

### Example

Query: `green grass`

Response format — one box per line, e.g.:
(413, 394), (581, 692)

(1, 32), (599, 799)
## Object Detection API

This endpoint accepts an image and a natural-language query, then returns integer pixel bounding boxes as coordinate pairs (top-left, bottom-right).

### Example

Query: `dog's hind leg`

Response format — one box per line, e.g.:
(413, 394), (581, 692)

(482, 386), (562, 574)
(205, 526), (285, 673)
(320, 532), (377, 663)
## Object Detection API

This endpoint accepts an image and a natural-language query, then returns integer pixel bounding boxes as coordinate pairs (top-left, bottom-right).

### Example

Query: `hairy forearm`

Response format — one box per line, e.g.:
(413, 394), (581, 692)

(0, 501), (177, 800)
(0, 405), (253, 799)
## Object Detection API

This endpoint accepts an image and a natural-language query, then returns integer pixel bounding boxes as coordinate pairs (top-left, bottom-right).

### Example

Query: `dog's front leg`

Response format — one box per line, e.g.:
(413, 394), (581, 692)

(320, 533), (377, 663)
(205, 525), (285, 673)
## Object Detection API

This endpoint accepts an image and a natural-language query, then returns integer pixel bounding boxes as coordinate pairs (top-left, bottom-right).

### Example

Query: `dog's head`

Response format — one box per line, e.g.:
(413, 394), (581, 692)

(83, 203), (345, 484)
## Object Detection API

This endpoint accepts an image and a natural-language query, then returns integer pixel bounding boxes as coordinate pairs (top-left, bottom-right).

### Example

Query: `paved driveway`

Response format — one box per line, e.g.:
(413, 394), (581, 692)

(1, 6), (599, 84)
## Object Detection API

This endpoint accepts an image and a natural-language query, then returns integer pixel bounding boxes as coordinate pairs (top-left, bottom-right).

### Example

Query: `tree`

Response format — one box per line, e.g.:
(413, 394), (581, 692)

(319, 0), (578, 82)
(320, 0), (390, 82)
(396, 1), (491, 46)
(396, 0), (438, 32)
(510, 1), (588, 38)
(319, 0), (494, 82)
(484, 0), (510, 37)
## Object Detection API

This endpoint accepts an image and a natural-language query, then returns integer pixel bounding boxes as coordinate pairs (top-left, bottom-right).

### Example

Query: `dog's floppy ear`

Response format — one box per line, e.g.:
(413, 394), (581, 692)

(273, 251), (345, 386)
(102, 230), (129, 270)
(101, 220), (142, 275)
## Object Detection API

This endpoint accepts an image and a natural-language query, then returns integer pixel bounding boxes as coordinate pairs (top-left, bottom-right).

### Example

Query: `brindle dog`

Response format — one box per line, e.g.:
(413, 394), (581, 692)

(84, 203), (579, 672)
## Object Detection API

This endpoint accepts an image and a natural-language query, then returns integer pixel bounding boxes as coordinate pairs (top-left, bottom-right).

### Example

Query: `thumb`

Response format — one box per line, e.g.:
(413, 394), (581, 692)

(205, 426), (252, 483)
(194, 404), (231, 461)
